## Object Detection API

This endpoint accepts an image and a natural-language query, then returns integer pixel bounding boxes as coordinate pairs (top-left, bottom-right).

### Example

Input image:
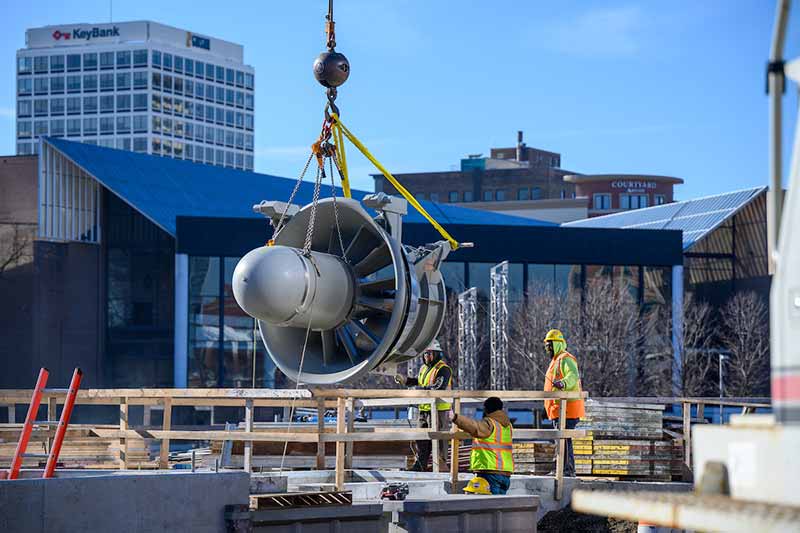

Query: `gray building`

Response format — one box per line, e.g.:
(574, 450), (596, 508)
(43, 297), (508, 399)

(16, 21), (255, 170)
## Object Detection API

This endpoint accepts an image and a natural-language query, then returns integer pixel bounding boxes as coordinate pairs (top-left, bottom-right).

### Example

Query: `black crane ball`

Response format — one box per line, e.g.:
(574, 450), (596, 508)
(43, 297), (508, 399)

(313, 51), (350, 88)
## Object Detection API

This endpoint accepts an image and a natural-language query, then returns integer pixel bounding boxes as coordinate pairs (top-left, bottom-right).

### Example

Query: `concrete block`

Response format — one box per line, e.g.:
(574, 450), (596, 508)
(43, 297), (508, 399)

(249, 502), (384, 533)
(250, 473), (288, 494)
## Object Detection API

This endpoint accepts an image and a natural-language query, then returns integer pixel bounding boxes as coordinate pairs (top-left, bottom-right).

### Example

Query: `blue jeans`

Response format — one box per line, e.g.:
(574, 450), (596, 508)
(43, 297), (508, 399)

(550, 418), (579, 476)
(481, 473), (511, 495)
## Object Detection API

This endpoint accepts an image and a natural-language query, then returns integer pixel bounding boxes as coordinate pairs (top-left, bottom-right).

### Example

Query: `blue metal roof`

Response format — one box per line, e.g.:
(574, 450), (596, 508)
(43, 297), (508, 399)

(47, 138), (554, 237)
(564, 187), (766, 250)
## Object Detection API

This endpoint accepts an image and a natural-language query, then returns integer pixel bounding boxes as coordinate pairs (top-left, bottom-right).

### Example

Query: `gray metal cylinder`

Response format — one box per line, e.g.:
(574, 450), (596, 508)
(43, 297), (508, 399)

(232, 245), (355, 331)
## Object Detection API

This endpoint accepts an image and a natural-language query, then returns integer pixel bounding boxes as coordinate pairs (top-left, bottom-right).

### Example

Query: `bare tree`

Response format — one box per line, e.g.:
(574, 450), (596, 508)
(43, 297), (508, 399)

(678, 295), (717, 396)
(0, 223), (33, 279)
(720, 292), (770, 397)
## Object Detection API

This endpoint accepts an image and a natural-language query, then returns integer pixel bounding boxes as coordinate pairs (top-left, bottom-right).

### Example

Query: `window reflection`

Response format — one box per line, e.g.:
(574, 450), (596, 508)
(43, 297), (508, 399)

(189, 257), (220, 387)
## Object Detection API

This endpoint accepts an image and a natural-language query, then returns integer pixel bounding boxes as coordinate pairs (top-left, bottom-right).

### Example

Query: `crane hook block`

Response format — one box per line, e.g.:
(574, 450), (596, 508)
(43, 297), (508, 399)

(313, 51), (350, 88)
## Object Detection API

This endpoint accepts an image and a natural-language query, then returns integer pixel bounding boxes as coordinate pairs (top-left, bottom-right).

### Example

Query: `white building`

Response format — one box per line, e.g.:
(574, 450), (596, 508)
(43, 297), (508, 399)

(16, 21), (255, 170)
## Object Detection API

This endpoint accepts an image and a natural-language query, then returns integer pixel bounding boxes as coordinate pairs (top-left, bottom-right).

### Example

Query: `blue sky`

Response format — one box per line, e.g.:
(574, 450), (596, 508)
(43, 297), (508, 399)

(2, 1), (798, 200)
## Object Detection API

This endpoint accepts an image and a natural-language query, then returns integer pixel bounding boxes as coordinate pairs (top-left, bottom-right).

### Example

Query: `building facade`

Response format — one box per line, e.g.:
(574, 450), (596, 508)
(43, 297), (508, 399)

(16, 21), (255, 170)
(564, 174), (684, 217)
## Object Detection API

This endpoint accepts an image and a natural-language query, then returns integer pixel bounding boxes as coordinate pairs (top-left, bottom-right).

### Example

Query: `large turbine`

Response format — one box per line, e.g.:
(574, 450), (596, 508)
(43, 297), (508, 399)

(232, 194), (451, 384)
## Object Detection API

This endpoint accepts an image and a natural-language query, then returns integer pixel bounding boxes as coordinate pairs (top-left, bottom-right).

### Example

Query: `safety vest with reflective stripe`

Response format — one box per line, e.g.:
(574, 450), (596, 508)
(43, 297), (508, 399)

(544, 351), (585, 420)
(469, 418), (514, 473)
(417, 360), (452, 411)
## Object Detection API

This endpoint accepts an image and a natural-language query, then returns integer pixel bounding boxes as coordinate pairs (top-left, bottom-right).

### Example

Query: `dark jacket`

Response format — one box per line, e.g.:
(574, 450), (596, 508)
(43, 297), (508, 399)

(452, 409), (513, 476)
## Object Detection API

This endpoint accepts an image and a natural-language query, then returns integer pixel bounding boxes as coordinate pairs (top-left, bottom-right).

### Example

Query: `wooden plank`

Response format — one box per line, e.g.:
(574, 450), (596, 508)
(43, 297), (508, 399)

(119, 398), (128, 469)
(683, 401), (692, 480)
(93, 429), (321, 443)
(310, 389), (587, 400)
(431, 399), (440, 473)
(450, 399), (460, 493)
(7, 404), (15, 424)
(555, 399), (566, 501)
(344, 398), (354, 470)
(697, 402), (705, 421)
(335, 398), (346, 491)
(159, 398), (172, 469)
(318, 429), (587, 442)
(316, 399), (325, 470)
(244, 399), (254, 473)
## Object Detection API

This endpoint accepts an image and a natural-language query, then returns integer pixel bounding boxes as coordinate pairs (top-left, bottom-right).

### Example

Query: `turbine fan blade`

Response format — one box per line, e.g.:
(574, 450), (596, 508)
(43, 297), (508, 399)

(336, 326), (359, 364)
(354, 244), (391, 276)
(321, 330), (336, 366)
(359, 276), (396, 292)
(349, 319), (381, 346)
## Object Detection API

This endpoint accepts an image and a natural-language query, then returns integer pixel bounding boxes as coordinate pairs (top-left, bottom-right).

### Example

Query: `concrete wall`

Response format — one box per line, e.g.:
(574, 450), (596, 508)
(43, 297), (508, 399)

(0, 471), (249, 533)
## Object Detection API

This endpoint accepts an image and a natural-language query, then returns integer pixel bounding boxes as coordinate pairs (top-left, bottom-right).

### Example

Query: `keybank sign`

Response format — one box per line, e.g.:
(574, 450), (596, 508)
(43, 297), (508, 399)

(52, 26), (120, 42)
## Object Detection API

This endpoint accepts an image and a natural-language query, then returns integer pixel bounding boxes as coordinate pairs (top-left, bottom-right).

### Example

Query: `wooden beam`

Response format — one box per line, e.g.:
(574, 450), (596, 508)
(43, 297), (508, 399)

(555, 399), (567, 501)
(335, 397), (346, 490)
(316, 398), (326, 470)
(143, 405), (151, 427)
(244, 399), (254, 473)
(344, 398), (354, 470)
(119, 398), (128, 469)
(159, 398), (172, 469)
(93, 428), (321, 443)
(318, 429), (586, 442)
(683, 401), (692, 480)
(450, 398), (461, 493)
(310, 389), (587, 400)
(7, 404), (15, 424)
(697, 402), (705, 422)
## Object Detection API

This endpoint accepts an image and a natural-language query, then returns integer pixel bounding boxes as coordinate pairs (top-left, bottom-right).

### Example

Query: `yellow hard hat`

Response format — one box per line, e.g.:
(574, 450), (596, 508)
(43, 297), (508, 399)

(463, 475), (492, 495)
(544, 329), (565, 343)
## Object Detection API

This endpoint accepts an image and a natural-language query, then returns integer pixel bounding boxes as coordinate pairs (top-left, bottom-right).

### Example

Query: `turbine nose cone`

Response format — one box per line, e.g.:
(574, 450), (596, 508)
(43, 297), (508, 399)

(232, 246), (309, 325)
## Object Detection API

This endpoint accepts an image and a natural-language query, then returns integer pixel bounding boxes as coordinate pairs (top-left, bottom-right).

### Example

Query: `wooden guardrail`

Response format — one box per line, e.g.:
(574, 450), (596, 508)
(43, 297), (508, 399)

(0, 388), (588, 500)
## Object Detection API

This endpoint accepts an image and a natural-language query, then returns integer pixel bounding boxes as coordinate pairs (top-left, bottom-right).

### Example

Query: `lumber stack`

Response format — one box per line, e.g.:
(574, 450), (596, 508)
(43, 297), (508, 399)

(578, 400), (664, 439)
(0, 425), (154, 469)
(512, 442), (555, 474)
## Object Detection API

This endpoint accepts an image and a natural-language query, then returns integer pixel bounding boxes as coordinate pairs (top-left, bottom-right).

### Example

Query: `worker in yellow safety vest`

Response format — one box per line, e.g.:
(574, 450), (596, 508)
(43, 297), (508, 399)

(394, 340), (453, 471)
(543, 328), (584, 477)
(449, 396), (514, 495)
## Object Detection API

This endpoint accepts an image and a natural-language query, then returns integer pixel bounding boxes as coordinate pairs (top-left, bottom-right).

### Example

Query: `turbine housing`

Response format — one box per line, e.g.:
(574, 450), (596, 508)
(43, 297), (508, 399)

(232, 194), (451, 384)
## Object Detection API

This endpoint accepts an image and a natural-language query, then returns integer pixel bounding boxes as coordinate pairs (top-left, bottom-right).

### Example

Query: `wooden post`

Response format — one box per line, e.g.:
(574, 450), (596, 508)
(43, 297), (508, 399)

(697, 402), (705, 422)
(244, 399), (254, 473)
(335, 397), (346, 490)
(450, 398), (461, 493)
(345, 397), (354, 469)
(143, 405), (152, 427)
(431, 398), (441, 473)
(7, 404), (15, 424)
(682, 401), (692, 478)
(47, 396), (57, 452)
(555, 399), (567, 501)
(316, 398), (326, 470)
(159, 398), (172, 469)
(119, 398), (128, 469)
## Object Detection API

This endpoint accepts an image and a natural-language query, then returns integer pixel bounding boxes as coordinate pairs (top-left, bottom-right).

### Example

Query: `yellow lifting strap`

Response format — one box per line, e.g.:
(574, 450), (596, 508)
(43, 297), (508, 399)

(329, 114), (460, 250)
(331, 120), (352, 198)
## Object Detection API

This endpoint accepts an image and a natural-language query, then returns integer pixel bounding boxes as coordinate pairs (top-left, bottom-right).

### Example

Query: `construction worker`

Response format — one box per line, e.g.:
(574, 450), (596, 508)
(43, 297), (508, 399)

(543, 329), (584, 477)
(394, 340), (452, 471)
(449, 396), (514, 495)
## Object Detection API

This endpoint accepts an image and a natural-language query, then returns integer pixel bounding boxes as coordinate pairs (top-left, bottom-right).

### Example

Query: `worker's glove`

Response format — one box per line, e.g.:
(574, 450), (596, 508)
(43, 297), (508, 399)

(447, 409), (457, 422)
(394, 374), (406, 386)
(551, 379), (565, 390)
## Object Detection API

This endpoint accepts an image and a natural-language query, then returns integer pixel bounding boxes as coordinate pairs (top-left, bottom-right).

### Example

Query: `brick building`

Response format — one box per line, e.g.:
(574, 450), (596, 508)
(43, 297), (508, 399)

(564, 174), (684, 217)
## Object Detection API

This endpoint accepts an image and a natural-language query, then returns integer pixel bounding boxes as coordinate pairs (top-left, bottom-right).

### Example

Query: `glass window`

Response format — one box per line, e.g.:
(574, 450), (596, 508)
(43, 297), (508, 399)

(225, 110), (234, 127)
(18, 78), (32, 96)
(18, 100), (32, 117)
(235, 111), (244, 129)
(34, 78), (49, 95)
(215, 107), (224, 124)
(195, 60), (204, 77)
(184, 79), (194, 96)
(67, 54), (81, 71)
(429, 192), (439, 202)
(151, 94), (161, 112)
(152, 72), (161, 89)
(235, 131), (244, 149)
(175, 120), (184, 137)
(133, 49), (148, 67)
(66, 74), (80, 93)
(67, 97), (81, 114)
(216, 86), (225, 104)
(205, 125), (214, 143)
(205, 63), (215, 79)
(133, 137), (147, 152)
(162, 138), (173, 155)
(174, 77), (183, 95)
(555, 264), (581, 298)
(116, 50), (131, 68)
(116, 116), (131, 134)
(50, 98), (65, 115)
(100, 51), (114, 69)
(50, 76), (65, 94)
(448, 191), (459, 202)
(49, 119), (64, 136)
(17, 142), (33, 155)
(83, 53), (98, 70)
(495, 189), (506, 201)
(527, 264), (554, 293)
(34, 120), (48, 136)
(67, 118), (81, 136)
(235, 90), (244, 108)
(215, 149), (224, 165)
(152, 115), (161, 133)
(174, 56), (184, 74)
(163, 53), (173, 71)
(163, 117), (173, 135)
(225, 88), (234, 106)
(532, 187), (542, 200)
(245, 114), (253, 130)
(189, 257), (221, 387)
(163, 96), (173, 113)
(245, 134), (253, 151)
(483, 190), (492, 201)
(235, 70), (244, 87)
(18, 56), (32, 75)
(83, 96), (98, 114)
(655, 194), (666, 205)
(620, 194), (648, 210)
(195, 82), (204, 99)
(517, 188), (530, 201)
(163, 74), (173, 93)
(245, 73), (254, 90)
(215, 128), (224, 145)
(116, 94), (131, 112)
(50, 55), (65, 72)
(224, 130), (234, 146)
(205, 83), (215, 101)
(83, 117), (97, 135)
(214, 65), (224, 83)
(17, 120), (32, 138)
(116, 72), (131, 90)
(245, 93), (254, 110)
(225, 151), (234, 167)
(593, 193), (611, 210)
(185, 122), (194, 140)
(100, 116), (114, 134)
(116, 137), (131, 151)
(34, 99), (48, 116)
(133, 115), (147, 133)
(185, 58), (194, 76)
(133, 93), (147, 111)
(133, 71), (147, 89)
(245, 155), (253, 170)
(204, 105), (214, 123)
(83, 73), (98, 91)
(152, 50), (161, 68)
(235, 152), (244, 168)
(173, 99), (183, 116)
(440, 262), (466, 293)
(100, 72), (114, 91)
(100, 94), (114, 113)
(34, 56), (49, 73)
(224, 68), (234, 85)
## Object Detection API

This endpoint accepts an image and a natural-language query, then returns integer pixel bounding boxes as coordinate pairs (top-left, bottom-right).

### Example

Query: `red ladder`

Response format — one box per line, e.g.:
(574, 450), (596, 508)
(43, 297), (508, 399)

(43, 368), (83, 478)
(7, 368), (49, 480)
